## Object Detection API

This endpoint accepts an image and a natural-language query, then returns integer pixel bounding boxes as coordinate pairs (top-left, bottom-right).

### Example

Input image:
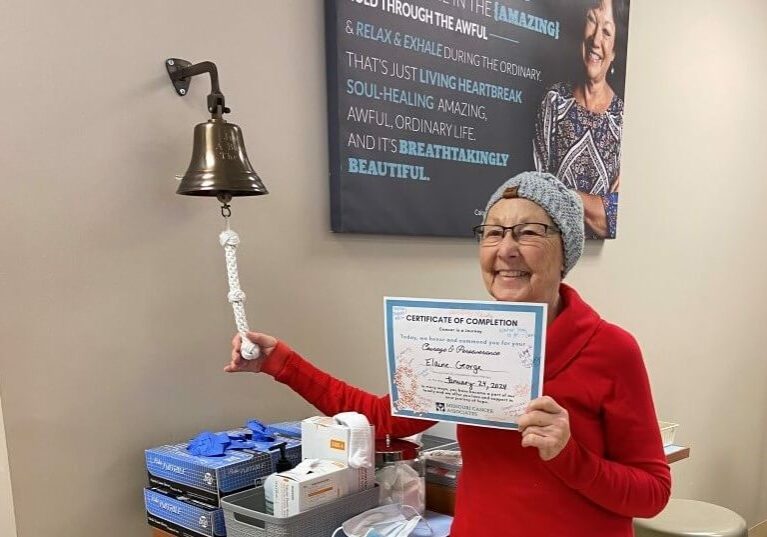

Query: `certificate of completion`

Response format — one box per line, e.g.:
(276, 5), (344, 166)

(384, 298), (547, 430)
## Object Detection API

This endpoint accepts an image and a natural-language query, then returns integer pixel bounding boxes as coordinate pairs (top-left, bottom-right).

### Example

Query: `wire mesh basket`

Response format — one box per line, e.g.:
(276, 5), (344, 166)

(221, 484), (379, 537)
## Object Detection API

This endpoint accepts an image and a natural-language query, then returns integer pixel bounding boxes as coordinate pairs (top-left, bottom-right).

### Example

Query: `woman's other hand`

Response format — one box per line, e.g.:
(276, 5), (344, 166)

(224, 332), (277, 373)
(518, 396), (571, 461)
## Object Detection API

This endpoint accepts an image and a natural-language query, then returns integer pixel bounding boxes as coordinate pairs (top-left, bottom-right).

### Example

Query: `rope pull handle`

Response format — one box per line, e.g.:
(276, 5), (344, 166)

(219, 229), (260, 360)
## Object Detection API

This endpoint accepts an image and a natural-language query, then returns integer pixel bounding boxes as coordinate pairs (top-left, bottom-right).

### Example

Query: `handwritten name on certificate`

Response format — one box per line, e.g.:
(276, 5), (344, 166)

(384, 298), (547, 430)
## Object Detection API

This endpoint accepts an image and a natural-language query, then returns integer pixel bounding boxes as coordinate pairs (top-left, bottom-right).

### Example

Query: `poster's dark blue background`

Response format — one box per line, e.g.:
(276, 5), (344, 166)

(327, 0), (629, 237)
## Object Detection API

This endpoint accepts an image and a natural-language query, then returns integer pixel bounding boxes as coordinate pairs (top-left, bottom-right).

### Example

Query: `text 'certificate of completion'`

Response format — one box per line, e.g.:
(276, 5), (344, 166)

(384, 298), (547, 430)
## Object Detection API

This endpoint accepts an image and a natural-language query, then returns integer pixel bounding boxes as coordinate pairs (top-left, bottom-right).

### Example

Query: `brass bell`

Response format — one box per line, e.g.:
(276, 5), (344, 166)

(166, 58), (268, 199)
(177, 118), (267, 197)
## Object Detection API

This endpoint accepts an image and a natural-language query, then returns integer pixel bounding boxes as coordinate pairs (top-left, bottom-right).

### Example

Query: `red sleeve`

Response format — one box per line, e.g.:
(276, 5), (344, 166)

(543, 328), (671, 518)
(261, 341), (435, 439)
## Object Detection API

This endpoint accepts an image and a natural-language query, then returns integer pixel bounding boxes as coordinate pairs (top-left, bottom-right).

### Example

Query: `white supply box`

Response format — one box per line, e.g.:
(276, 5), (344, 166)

(301, 416), (376, 493)
(346, 464), (376, 493)
(301, 416), (372, 463)
(272, 460), (348, 517)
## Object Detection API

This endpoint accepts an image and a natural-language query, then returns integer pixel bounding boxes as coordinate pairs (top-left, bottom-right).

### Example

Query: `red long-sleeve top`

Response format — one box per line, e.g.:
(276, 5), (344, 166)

(260, 285), (671, 536)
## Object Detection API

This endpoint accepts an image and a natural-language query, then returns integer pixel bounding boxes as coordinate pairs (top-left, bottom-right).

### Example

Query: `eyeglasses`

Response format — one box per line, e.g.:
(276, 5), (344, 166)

(472, 223), (560, 245)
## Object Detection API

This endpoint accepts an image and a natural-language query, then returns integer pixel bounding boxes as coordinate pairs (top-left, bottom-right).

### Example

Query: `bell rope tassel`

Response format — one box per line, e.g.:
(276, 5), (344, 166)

(219, 229), (260, 360)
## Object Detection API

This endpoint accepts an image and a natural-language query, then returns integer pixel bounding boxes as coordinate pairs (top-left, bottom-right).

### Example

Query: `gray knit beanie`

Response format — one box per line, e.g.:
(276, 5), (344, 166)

(483, 171), (584, 276)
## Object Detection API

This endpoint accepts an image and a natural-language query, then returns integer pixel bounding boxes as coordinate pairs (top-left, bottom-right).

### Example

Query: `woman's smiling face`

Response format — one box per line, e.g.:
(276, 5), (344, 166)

(582, 1), (617, 84)
(479, 198), (564, 306)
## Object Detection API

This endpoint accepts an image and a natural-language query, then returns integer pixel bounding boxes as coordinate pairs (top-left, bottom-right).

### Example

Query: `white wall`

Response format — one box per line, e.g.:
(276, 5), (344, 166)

(585, 0), (767, 521)
(0, 1), (765, 536)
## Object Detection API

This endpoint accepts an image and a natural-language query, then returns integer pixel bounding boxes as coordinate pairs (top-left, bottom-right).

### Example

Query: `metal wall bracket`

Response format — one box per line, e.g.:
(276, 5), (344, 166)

(165, 58), (193, 96)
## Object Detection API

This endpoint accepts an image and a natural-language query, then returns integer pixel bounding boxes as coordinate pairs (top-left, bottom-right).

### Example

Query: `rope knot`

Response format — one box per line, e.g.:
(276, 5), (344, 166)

(228, 289), (246, 303)
(219, 230), (240, 247)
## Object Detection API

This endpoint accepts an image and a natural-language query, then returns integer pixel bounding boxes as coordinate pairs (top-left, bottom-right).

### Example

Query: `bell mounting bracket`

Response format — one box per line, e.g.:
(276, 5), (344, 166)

(166, 58), (231, 119)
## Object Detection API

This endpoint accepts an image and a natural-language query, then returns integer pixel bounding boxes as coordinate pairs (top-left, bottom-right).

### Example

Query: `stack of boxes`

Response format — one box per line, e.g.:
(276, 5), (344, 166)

(268, 459), (352, 517)
(266, 416), (377, 518)
(299, 416), (376, 493)
(143, 426), (301, 537)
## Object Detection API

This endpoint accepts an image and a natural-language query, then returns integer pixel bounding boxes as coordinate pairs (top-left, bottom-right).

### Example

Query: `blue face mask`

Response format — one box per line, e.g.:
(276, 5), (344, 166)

(331, 504), (431, 537)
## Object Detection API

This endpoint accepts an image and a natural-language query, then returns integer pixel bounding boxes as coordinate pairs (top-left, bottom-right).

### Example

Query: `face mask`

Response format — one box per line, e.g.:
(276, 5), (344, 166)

(331, 503), (431, 537)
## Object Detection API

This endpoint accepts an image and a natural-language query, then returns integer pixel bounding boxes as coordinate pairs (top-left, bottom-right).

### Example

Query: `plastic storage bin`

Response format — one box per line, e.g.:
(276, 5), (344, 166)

(658, 421), (679, 447)
(221, 485), (379, 537)
(374, 436), (425, 514)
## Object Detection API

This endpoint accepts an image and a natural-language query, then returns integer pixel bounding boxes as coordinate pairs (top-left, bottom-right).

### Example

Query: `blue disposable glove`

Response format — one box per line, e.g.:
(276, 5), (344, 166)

(245, 419), (276, 442)
(187, 431), (230, 456)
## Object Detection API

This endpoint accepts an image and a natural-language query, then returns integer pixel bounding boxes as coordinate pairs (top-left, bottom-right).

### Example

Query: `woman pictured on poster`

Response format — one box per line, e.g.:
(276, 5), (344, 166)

(533, 0), (629, 239)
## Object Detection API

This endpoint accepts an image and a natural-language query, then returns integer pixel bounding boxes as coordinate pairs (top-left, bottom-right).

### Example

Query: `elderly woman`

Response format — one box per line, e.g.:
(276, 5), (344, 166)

(226, 171), (670, 536)
(533, 0), (629, 239)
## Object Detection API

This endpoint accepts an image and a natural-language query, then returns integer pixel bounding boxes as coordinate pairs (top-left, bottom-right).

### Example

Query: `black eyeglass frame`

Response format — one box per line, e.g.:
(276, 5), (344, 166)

(472, 223), (561, 244)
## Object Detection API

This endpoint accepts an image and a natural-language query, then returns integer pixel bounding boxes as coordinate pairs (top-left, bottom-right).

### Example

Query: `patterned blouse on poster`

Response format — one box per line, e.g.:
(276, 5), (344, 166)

(533, 82), (623, 239)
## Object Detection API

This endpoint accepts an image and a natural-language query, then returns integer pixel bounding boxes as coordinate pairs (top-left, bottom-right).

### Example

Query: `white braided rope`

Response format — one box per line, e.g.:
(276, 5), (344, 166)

(219, 228), (260, 360)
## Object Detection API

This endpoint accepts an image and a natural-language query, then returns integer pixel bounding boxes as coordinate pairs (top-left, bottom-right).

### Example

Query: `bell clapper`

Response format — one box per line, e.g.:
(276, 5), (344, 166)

(217, 194), (260, 360)
(218, 193), (233, 231)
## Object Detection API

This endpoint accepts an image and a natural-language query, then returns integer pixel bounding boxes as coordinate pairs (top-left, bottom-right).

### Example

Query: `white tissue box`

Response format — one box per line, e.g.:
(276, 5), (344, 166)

(301, 416), (375, 492)
(272, 460), (348, 516)
(300, 416), (371, 463)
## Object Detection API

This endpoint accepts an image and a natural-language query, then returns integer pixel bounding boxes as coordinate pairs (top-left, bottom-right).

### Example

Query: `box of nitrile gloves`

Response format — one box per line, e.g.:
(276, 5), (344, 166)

(145, 432), (301, 507)
(145, 487), (225, 537)
(267, 420), (303, 438)
(226, 428), (303, 482)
